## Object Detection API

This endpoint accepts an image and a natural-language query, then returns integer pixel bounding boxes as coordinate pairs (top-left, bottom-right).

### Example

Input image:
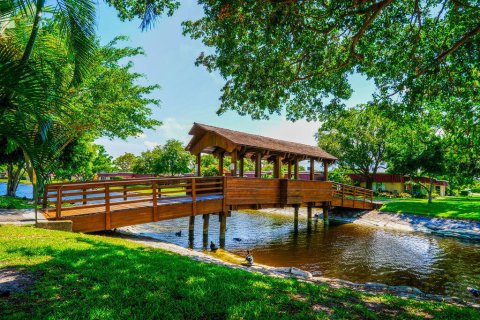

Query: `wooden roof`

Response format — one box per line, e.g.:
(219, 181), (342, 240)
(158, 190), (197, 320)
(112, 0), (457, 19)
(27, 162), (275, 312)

(186, 123), (337, 162)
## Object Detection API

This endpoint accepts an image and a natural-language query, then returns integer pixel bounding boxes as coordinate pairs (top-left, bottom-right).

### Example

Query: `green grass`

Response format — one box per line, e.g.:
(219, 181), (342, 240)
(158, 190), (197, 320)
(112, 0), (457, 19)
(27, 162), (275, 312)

(1, 226), (478, 319)
(0, 196), (34, 209)
(0, 178), (30, 184)
(380, 196), (480, 221)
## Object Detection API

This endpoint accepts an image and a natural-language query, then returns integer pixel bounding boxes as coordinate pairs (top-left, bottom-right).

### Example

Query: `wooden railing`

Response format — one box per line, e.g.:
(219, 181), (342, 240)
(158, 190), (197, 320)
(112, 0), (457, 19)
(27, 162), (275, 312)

(43, 177), (224, 219)
(331, 182), (374, 208)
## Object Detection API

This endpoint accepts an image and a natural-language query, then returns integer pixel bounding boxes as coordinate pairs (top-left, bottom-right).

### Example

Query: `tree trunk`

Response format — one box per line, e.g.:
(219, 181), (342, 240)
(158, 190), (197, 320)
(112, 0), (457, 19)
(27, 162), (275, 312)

(427, 177), (434, 204)
(6, 164), (23, 197)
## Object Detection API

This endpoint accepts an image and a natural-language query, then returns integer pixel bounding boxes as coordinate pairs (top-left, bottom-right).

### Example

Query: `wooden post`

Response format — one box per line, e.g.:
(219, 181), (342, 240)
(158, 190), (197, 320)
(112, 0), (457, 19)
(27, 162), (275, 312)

(323, 160), (329, 181)
(230, 150), (237, 177)
(309, 158), (315, 180)
(255, 152), (262, 178)
(287, 161), (292, 179)
(218, 153), (224, 176)
(56, 187), (62, 219)
(273, 156), (282, 179)
(307, 203), (313, 232)
(191, 178), (197, 216)
(202, 214), (209, 249)
(219, 212), (227, 248)
(188, 215), (195, 249)
(294, 205), (299, 234)
(294, 158), (299, 180)
(196, 153), (202, 176)
(239, 155), (244, 177)
(152, 180), (158, 221)
(323, 206), (329, 226)
(105, 184), (111, 230)
(123, 185), (127, 201)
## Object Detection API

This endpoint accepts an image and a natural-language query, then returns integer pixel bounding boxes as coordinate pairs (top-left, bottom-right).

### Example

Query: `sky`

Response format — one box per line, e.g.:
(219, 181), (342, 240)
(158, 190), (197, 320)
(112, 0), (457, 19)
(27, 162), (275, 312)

(95, 1), (376, 158)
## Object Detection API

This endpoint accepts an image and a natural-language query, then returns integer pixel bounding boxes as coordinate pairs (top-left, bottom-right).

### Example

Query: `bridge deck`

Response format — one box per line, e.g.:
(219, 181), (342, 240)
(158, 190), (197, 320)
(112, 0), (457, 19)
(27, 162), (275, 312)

(42, 177), (374, 232)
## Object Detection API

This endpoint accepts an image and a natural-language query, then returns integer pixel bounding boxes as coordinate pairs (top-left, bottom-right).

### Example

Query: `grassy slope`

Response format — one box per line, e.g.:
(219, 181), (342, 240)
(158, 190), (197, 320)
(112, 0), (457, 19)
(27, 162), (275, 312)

(0, 196), (34, 209)
(380, 196), (480, 221)
(0, 226), (478, 319)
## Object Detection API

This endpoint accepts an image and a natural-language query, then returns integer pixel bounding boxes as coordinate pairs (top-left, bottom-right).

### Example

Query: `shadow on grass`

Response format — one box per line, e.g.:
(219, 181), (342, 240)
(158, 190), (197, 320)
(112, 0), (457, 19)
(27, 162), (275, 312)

(1, 227), (479, 319)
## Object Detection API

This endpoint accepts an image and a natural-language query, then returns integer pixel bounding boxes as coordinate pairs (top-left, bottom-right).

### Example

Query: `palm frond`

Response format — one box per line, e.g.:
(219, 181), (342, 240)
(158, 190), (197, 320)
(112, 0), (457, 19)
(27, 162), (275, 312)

(55, 0), (96, 85)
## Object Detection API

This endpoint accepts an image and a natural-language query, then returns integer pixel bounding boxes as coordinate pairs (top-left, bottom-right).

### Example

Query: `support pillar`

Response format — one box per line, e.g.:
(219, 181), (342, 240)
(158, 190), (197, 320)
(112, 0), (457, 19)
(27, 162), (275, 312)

(230, 150), (237, 177)
(323, 160), (329, 181)
(255, 152), (262, 178)
(273, 156), (282, 179)
(202, 214), (209, 249)
(307, 203), (313, 233)
(309, 158), (315, 180)
(188, 215), (195, 248)
(196, 154), (201, 177)
(218, 153), (224, 176)
(287, 161), (292, 179)
(293, 205), (299, 234)
(323, 206), (329, 226)
(294, 158), (299, 180)
(239, 155), (244, 177)
(219, 213), (227, 248)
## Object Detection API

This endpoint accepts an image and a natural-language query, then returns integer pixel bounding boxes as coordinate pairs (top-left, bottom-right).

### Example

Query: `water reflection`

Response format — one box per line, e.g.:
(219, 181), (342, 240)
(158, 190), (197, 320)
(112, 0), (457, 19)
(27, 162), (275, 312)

(121, 210), (480, 297)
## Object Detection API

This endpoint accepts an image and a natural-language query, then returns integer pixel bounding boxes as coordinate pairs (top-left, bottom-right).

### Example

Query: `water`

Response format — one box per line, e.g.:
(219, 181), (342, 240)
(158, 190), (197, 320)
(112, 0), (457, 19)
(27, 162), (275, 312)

(0, 183), (33, 198)
(124, 210), (480, 298)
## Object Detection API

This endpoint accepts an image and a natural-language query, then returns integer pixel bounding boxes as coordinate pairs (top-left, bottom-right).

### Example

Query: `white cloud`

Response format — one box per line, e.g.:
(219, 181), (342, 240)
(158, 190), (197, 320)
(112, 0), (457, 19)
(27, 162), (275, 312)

(157, 117), (191, 143)
(254, 118), (320, 146)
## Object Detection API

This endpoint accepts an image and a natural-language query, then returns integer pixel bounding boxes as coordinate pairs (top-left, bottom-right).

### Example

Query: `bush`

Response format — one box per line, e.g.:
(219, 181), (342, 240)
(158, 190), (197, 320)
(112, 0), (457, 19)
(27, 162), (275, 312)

(471, 188), (480, 193)
(398, 192), (412, 198)
(377, 192), (395, 198)
(111, 176), (125, 180)
(460, 189), (472, 196)
(414, 193), (428, 199)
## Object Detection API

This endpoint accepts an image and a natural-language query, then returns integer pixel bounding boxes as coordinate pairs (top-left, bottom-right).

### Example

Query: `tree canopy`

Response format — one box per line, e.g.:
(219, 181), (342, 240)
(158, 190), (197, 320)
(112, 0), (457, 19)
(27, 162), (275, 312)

(184, 0), (479, 121)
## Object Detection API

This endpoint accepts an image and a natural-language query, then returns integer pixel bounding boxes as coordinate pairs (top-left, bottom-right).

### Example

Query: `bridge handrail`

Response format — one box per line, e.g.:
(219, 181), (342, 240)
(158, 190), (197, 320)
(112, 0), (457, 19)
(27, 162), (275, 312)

(331, 182), (374, 204)
(43, 176), (225, 219)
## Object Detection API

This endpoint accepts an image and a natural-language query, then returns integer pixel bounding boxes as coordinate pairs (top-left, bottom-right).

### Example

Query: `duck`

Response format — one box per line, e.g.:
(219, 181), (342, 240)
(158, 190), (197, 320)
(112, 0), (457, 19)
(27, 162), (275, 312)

(245, 250), (254, 265)
(175, 230), (182, 237)
(210, 241), (218, 251)
(468, 287), (480, 297)
(233, 237), (242, 242)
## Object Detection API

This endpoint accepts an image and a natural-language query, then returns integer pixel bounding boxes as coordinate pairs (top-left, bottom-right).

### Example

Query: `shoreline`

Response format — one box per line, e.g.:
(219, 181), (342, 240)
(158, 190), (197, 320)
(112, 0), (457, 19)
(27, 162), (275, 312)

(110, 230), (479, 308)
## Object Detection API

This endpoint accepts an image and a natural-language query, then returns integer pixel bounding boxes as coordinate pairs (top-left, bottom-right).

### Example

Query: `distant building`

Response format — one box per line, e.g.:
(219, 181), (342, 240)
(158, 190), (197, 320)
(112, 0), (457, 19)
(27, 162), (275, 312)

(348, 173), (448, 196)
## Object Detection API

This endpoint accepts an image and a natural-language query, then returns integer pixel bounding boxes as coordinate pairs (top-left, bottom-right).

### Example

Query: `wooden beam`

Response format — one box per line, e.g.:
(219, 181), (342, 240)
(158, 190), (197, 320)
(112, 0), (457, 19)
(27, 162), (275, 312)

(230, 150), (237, 176)
(239, 155), (244, 177)
(287, 161), (292, 179)
(189, 132), (236, 155)
(273, 156), (282, 179)
(323, 159), (329, 181)
(309, 158), (315, 181)
(196, 153), (201, 177)
(294, 158), (299, 180)
(255, 152), (262, 178)
(218, 152), (224, 176)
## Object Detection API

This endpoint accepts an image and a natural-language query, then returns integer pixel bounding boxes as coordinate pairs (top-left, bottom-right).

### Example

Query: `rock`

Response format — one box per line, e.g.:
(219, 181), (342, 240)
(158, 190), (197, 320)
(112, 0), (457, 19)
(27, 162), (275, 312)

(364, 282), (388, 289)
(390, 285), (423, 295)
(272, 267), (313, 279)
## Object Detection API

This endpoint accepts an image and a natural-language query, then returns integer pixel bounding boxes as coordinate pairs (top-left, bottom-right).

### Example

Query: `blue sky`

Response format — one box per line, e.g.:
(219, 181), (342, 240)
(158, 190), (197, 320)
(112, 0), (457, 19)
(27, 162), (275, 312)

(95, 1), (376, 158)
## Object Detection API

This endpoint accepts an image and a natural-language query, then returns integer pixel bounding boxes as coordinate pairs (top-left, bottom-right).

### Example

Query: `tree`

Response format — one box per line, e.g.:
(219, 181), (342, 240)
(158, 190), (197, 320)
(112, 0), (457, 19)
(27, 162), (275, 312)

(184, 1), (479, 121)
(114, 152), (137, 172)
(388, 117), (447, 203)
(154, 140), (192, 176)
(132, 147), (163, 174)
(0, 136), (25, 197)
(317, 104), (394, 189)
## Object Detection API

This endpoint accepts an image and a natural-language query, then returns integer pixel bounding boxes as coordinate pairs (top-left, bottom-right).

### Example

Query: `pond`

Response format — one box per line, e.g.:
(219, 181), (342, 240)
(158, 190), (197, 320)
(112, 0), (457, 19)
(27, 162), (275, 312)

(0, 183), (33, 199)
(123, 210), (480, 298)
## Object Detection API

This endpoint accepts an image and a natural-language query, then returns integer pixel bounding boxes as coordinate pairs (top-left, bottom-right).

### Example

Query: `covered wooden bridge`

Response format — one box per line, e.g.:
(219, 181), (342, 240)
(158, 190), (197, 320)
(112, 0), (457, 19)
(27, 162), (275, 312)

(42, 123), (375, 245)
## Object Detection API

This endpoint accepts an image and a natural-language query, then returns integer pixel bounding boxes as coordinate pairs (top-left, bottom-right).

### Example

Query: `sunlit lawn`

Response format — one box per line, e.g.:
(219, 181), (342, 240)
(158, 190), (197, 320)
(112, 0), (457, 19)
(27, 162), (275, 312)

(380, 196), (480, 221)
(1, 225), (478, 319)
(0, 196), (34, 209)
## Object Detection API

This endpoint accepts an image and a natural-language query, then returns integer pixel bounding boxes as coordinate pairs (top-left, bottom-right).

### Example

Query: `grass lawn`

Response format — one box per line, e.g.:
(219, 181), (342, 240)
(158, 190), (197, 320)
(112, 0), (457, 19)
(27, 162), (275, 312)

(380, 196), (480, 221)
(1, 226), (478, 319)
(0, 196), (34, 209)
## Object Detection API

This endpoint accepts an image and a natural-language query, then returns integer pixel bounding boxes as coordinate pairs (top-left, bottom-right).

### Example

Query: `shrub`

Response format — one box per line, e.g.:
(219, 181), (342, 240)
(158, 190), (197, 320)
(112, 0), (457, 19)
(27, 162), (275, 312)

(378, 192), (395, 198)
(460, 189), (472, 196)
(110, 176), (124, 180)
(471, 188), (480, 193)
(398, 192), (412, 198)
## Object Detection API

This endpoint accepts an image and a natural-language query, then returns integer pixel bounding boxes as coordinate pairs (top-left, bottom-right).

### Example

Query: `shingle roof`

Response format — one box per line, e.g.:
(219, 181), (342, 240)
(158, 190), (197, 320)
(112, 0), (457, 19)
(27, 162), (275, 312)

(187, 123), (337, 161)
